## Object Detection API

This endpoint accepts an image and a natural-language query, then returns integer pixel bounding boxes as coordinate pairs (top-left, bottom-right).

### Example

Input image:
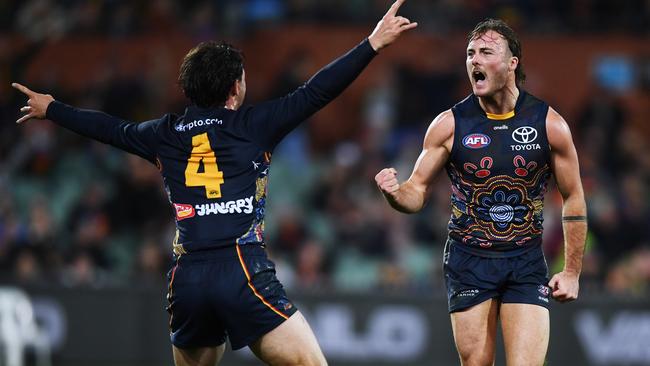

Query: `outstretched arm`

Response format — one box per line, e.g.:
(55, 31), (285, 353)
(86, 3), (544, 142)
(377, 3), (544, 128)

(546, 107), (587, 303)
(375, 110), (454, 213)
(246, 0), (418, 150)
(12, 83), (160, 163)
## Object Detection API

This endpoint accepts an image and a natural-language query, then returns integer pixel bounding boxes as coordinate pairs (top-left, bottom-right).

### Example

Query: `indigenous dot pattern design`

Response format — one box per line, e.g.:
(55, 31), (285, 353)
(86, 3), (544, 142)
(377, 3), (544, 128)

(447, 91), (551, 252)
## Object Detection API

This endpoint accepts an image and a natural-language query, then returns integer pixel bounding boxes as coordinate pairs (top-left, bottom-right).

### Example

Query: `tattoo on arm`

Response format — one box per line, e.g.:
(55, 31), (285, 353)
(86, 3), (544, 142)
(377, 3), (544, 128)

(562, 215), (587, 222)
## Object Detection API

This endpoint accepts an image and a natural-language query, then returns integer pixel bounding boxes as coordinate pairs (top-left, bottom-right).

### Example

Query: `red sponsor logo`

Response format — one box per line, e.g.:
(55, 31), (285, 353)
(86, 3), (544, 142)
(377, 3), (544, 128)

(174, 203), (195, 220)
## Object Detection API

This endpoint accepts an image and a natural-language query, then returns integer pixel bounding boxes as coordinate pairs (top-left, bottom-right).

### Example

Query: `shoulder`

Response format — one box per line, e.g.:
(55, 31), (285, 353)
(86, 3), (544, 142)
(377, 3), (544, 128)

(429, 109), (455, 131)
(450, 94), (476, 118)
(150, 113), (179, 132)
(424, 109), (455, 148)
(138, 114), (175, 134)
(545, 107), (573, 149)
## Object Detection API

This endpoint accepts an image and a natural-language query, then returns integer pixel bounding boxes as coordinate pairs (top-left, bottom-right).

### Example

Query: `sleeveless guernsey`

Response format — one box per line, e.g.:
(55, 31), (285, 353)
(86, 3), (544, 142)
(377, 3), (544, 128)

(446, 90), (552, 256)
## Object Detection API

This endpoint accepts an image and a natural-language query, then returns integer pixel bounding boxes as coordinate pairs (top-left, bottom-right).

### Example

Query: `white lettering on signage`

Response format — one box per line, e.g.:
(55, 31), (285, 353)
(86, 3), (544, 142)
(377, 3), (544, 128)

(308, 305), (428, 361)
(575, 311), (650, 364)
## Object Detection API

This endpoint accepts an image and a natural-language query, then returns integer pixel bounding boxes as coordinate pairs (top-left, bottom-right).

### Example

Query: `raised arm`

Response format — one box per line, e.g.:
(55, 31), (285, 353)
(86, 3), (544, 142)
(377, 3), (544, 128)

(546, 107), (587, 303)
(12, 83), (160, 163)
(375, 110), (454, 213)
(246, 0), (418, 150)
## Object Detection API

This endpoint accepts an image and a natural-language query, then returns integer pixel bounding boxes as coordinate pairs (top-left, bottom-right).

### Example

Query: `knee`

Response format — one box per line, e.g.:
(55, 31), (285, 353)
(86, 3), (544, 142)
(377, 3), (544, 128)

(298, 353), (327, 366)
(293, 352), (327, 366)
(459, 352), (494, 366)
(268, 350), (327, 366)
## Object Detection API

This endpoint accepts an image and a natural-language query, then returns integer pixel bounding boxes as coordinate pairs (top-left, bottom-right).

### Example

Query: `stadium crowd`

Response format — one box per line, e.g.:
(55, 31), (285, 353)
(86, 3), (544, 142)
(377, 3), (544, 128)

(1, 0), (649, 297)
(1, 0), (648, 41)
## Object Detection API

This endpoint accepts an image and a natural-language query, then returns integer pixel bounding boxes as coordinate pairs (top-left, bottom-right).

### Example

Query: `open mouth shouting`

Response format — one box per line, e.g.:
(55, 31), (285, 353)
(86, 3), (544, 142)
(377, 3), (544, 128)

(473, 70), (486, 87)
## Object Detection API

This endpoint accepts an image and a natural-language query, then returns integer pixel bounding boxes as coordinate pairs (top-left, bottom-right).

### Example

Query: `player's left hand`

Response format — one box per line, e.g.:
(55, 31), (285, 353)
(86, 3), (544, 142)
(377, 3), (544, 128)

(368, 0), (418, 51)
(548, 271), (579, 303)
(12, 82), (55, 124)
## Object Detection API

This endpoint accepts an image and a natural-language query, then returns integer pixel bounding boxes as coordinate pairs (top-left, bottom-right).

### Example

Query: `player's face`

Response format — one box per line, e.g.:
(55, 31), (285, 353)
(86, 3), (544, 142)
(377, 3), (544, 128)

(466, 30), (517, 97)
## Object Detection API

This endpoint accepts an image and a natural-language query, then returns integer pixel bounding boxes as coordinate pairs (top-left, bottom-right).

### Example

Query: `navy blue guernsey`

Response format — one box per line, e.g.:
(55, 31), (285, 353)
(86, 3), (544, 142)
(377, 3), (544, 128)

(45, 39), (376, 254)
(446, 91), (552, 257)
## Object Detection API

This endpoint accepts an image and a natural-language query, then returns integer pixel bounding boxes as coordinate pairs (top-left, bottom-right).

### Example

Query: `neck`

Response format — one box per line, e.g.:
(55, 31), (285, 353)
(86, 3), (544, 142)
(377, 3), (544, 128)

(224, 97), (240, 111)
(224, 102), (238, 111)
(478, 83), (519, 115)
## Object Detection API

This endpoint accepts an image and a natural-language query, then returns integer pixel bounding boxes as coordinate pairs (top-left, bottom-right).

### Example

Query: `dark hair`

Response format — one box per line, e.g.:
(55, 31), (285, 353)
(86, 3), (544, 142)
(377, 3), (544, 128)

(178, 41), (244, 108)
(468, 18), (525, 85)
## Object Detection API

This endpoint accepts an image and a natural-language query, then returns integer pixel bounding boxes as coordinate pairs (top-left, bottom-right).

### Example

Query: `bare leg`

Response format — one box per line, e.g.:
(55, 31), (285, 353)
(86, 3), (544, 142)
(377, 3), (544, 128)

(172, 344), (225, 366)
(450, 299), (499, 366)
(249, 311), (327, 366)
(500, 303), (549, 366)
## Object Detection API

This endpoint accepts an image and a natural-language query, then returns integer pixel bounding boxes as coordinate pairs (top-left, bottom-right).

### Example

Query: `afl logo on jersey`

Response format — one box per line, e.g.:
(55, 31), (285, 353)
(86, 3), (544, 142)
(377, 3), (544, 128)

(462, 134), (491, 149)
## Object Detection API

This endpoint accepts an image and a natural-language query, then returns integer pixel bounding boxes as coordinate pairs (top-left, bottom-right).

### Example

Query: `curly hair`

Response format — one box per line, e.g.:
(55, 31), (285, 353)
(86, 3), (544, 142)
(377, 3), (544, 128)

(469, 18), (526, 85)
(178, 41), (244, 108)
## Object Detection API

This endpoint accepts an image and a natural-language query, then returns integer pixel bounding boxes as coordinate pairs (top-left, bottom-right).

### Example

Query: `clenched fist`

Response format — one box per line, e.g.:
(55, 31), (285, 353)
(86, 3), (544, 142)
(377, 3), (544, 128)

(375, 168), (400, 196)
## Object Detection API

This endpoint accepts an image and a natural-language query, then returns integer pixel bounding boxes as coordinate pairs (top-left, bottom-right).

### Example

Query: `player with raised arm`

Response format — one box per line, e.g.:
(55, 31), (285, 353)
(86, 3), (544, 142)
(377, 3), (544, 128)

(375, 19), (586, 366)
(13, 1), (417, 365)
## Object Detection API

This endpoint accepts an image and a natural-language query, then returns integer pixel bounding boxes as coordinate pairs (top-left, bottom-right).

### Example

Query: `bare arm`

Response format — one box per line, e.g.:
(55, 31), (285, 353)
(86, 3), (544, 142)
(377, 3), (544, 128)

(546, 107), (587, 302)
(375, 110), (454, 213)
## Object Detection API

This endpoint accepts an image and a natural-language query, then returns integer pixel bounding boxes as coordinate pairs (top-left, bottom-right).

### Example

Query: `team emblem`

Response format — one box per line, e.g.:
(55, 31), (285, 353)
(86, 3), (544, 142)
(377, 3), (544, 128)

(512, 126), (538, 144)
(463, 133), (491, 149)
(538, 285), (550, 297)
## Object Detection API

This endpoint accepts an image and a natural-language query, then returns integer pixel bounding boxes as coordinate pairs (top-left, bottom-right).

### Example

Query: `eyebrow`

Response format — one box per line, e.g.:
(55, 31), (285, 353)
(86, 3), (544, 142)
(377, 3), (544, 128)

(467, 46), (496, 53)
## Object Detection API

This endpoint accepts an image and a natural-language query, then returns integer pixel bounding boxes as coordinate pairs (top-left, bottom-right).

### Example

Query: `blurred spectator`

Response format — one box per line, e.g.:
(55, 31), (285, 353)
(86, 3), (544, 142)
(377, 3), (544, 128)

(575, 88), (627, 176)
(295, 239), (330, 289)
(134, 237), (168, 286)
(605, 246), (650, 295)
(67, 183), (112, 270)
(106, 155), (169, 233)
(60, 249), (109, 288)
(15, 0), (68, 42)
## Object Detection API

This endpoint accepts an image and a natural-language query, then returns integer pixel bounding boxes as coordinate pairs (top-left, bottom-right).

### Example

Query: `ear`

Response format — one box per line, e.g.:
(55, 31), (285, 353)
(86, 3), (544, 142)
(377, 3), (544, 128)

(230, 79), (241, 97)
(509, 56), (519, 72)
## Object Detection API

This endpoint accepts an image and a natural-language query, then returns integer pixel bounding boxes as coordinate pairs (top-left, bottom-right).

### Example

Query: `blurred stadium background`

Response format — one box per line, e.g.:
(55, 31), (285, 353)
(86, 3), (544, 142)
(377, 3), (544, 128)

(0, 0), (649, 365)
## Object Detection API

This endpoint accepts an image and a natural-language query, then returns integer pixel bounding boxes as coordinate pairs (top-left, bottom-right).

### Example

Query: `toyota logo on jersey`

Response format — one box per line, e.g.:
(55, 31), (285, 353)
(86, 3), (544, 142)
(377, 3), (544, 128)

(462, 133), (491, 149)
(512, 126), (538, 144)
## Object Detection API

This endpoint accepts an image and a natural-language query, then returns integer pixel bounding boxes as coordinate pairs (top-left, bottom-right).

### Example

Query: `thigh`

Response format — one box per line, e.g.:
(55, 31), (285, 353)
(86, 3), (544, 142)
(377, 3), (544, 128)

(500, 303), (549, 366)
(249, 311), (327, 366)
(167, 259), (227, 349)
(220, 247), (298, 350)
(501, 246), (551, 308)
(450, 298), (499, 366)
(172, 344), (225, 366)
(444, 242), (501, 312)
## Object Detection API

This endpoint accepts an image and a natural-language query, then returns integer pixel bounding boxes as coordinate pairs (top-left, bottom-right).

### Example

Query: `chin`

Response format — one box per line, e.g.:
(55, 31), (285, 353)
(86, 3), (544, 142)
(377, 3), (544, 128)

(472, 87), (491, 97)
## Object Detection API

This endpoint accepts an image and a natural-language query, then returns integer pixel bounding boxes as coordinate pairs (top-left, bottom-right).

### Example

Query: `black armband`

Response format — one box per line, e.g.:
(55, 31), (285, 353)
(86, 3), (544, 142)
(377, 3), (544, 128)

(562, 215), (587, 222)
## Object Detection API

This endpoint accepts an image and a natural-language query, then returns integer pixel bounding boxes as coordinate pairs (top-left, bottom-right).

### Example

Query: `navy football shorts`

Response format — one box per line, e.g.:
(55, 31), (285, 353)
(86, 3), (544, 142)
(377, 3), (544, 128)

(165, 244), (297, 350)
(443, 239), (551, 313)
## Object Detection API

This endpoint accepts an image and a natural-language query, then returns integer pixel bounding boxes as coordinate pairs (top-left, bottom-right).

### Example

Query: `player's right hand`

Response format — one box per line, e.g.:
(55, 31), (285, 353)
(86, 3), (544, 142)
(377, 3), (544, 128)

(368, 0), (418, 52)
(375, 168), (400, 197)
(12, 82), (54, 124)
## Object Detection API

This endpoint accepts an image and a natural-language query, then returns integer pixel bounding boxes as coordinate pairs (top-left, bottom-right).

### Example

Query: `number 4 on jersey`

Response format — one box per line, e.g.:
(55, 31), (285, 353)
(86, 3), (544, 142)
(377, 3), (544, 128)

(185, 133), (224, 199)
